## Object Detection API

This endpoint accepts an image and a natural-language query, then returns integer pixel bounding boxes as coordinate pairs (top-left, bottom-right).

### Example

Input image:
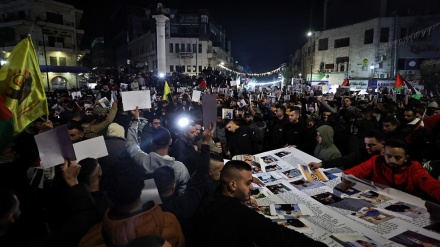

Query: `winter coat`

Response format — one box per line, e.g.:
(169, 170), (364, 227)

(314, 125), (342, 161)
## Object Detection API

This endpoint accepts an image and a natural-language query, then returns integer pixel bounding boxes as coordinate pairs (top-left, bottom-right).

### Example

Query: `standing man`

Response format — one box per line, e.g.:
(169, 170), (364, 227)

(282, 106), (310, 152)
(267, 105), (290, 150)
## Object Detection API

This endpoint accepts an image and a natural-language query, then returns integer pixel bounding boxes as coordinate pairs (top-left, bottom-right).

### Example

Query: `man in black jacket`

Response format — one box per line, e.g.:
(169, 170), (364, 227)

(282, 106), (310, 152)
(171, 122), (211, 176)
(225, 119), (256, 157)
(191, 160), (327, 247)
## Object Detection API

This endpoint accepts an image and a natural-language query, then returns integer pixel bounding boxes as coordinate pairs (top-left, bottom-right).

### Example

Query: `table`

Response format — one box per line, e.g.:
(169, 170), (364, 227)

(234, 147), (440, 247)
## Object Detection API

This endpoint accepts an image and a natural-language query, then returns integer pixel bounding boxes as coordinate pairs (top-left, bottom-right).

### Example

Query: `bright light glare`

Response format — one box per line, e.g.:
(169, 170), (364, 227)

(159, 73), (165, 78)
(177, 117), (189, 128)
(307, 31), (312, 37)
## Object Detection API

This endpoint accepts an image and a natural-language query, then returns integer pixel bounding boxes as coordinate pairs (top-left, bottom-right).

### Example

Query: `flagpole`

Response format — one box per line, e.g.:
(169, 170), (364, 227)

(38, 25), (50, 91)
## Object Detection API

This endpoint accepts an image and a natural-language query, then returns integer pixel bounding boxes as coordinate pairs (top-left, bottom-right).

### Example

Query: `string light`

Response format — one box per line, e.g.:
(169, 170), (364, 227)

(217, 64), (285, 77)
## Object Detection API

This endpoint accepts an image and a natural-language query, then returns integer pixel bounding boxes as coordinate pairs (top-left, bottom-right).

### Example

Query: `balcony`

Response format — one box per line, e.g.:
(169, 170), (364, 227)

(179, 52), (193, 58)
(38, 41), (75, 50)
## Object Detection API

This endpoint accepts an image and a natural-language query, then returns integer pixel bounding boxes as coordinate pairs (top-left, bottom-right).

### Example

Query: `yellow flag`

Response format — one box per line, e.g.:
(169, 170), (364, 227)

(0, 36), (49, 135)
(163, 81), (171, 100)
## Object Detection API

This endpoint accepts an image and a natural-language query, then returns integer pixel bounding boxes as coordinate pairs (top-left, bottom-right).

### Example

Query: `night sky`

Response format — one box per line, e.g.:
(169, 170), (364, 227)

(61, 0), (440, 74)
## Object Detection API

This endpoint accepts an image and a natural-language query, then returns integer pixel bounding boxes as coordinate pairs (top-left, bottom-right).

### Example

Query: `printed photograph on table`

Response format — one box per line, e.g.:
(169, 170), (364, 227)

(253, 206), (279, 220)
(260, 155), (278, 164)
(299, 164), (328, 182)
(334, 185), (361, 195)
(278, 217), (309, 232)
(232, 154), (262, 173)
(330, 233), (385, 247)
(312, 192), (343, 205)
(274, 150), (291, 158)
(250, 188), (266, 200)
(384, 202), (427, 218)
(354, 190), (392, 206)
(282, 168), (302, 179)
(257, 173), (279, 184)
(290, 179), (325, 191)
(270, 203), (302, 218)
(389, 230), (440, 247)
(352, 207), (395, 225)
(266, 183), (291, 195)
(264, 164), (282, 171)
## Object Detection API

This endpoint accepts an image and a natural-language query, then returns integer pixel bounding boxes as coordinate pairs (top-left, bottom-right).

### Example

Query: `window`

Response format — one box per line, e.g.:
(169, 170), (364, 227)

(59, 57), (66, 66)
(198, 44), (202, 53)
(187, 65), (192, 72)
(170, 65), (174, 72)
(193, 44), (197, 53)
(49, 56), (57, 65)
(187, 44), (191, 52)
(364, 29), (374, 44)
(199, 66), (203, 72)
(380, 28), (389, 42)
(46, 12), (63, 25)
(193, 66), (196, 72)
(181, 44), (185, 52)
(318, 38), (328, 51)
(334, 38), (350, 48)
(169, 43), (173, 53)
(175, 43), (179, 52)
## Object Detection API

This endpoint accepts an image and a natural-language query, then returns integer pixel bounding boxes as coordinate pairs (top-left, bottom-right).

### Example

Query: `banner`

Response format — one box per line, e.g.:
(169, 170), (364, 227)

(0, 36), (49, 135)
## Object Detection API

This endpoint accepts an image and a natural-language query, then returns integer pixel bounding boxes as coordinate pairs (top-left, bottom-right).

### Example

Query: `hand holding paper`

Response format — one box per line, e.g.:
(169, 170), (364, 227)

(61, 159), (80, 187)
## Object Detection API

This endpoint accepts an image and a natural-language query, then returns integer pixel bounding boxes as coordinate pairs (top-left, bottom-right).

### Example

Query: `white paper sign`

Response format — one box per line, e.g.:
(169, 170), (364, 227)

(73, 136), (108, 162)
(192, 90), (201, 102)
(140, 179), (162, 205)
(121, 90), (152, 111)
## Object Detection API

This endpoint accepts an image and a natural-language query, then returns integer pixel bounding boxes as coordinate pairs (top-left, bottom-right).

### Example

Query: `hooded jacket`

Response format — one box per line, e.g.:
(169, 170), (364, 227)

(314, 125), (342, 161)
(344, 155), (440, 203)
(126, 123), (189, 195)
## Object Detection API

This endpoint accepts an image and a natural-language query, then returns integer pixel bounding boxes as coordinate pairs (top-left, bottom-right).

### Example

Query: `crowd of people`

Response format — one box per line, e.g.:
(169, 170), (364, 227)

(1, 72), (440, 247)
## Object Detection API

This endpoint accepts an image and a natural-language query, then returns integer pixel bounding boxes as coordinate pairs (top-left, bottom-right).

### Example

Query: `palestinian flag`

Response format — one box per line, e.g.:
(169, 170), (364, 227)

(341, 78), (349, 86)
(0, 95), (13, 152)
(394, 73), (422, 100)
(198, 79), (207, 91)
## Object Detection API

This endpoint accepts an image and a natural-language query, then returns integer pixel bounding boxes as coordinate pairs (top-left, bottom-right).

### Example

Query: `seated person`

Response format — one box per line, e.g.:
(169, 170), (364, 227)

(191, 160), (327, 247)
(343, 139), (440, 203)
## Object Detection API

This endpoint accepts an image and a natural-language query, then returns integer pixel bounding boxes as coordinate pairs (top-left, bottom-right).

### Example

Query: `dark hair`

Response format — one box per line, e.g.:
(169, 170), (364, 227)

(289, 106), (301, 115)
(152, 127), (171, 149)
(126, 235), (166, 247)
(101, 160), (145, 211)
(276, 105), (286, 114)
(153, 166), (175, 195)
(220, 160), (252, 187)
(364, 130), (386, 142)
(381, 116), (398, 125)
(67, 121), (84, 133)
(77, 158), (99, 186)
(384, 139), (408, 154)
(210, 153), (224, 163)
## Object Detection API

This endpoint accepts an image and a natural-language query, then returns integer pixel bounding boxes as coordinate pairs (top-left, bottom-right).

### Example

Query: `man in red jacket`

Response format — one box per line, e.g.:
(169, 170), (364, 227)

(344, 139), (440, 203)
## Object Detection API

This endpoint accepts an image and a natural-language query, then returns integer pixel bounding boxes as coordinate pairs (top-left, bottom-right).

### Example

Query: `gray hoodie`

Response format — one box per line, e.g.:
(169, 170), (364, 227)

(126, 123), (189, 195)
(314, 125), (342, 162)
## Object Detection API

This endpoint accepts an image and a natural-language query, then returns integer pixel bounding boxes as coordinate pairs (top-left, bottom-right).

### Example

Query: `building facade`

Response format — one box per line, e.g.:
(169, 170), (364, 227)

(115, 5), (234, 77)
(0, 0), (87, 90)
(295, 15), (440, 90)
